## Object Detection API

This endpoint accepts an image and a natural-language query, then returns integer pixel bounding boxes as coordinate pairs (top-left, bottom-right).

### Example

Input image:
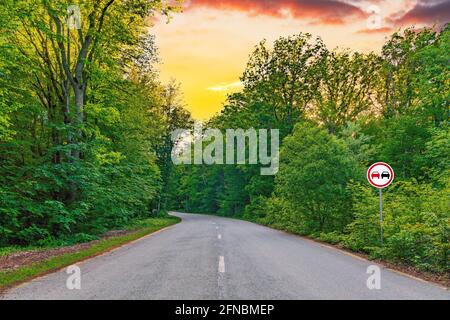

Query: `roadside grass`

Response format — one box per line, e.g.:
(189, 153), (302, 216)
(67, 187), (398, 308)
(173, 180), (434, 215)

(0, 216), (180, 292)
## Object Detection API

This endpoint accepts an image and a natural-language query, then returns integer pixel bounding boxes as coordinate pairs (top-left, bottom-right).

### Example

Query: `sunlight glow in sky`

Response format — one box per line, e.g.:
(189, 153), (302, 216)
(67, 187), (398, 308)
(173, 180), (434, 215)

(152, 0), (449, 119)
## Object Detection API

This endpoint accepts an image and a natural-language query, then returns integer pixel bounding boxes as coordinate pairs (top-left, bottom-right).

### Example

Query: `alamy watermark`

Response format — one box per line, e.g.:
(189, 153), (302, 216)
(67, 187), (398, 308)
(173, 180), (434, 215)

(67, 5), (81, 30)
(66, 265), (81, 290)
(366, 5), (382, 30)
(366, 265), (381, 290)
(171, 122), (279, 175)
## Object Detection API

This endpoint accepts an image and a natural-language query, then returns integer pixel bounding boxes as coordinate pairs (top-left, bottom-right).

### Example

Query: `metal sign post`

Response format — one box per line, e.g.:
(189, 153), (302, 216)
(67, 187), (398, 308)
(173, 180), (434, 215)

(379, 188), (383, 246)
(367, 162), (394, 247)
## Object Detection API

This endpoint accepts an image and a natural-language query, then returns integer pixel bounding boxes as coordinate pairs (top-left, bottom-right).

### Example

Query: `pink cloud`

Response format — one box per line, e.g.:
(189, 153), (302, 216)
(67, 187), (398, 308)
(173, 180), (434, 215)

(187, 0), (367, 25)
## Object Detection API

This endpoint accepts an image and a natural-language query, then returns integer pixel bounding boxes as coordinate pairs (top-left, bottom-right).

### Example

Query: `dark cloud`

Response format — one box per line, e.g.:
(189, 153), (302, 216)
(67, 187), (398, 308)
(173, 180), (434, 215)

(187, 0), (367, 25)
(391, 0), (450, 25)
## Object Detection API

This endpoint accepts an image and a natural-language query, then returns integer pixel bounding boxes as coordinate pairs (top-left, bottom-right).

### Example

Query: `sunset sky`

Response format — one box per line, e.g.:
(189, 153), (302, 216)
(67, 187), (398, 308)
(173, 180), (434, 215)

(152, 0), (449, 119)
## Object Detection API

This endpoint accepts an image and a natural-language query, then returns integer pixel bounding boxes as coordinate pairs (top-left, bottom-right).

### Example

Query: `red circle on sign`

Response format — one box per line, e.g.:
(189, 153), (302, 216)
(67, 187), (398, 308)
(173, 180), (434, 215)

(367, 162), (394, 189)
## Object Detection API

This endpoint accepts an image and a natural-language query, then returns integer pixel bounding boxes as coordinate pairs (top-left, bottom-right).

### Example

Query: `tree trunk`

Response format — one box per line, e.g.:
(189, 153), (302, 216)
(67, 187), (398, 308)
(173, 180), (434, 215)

(72, 86), (85, 159)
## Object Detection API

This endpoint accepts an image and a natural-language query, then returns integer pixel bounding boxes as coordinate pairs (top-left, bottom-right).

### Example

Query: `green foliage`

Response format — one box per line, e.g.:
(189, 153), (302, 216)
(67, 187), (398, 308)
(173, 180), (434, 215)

(270, 123), (360, 234)
(421, 126), (450, 183)
(171, 26), (450, 274)
(343, 183), (384, 252)
(0, 0), (186, 247)
(345, 181), (449, 272)
(374, 115), (431, 179)
(312, 51), (381, 134)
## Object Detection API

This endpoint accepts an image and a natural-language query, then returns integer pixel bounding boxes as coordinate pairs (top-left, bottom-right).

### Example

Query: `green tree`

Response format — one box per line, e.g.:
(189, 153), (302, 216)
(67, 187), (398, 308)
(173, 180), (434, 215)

(270, 123), (361, 234)
(0, 0), (186, 245)
(312, 51), (381, 134)
(412, 25), (450, 126)
(380, 27), (437, 118)
(154, 81), (193, 211)
(241, 33), (327, 134)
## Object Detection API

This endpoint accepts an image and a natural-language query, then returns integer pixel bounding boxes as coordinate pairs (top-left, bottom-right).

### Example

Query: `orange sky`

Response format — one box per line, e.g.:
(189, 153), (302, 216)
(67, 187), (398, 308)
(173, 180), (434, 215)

(152, 0), (448, 119)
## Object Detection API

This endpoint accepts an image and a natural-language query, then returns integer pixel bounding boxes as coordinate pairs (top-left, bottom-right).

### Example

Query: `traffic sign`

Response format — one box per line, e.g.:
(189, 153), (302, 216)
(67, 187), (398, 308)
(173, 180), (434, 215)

(367, 162), (394, 246)
(367, 162), (394, 189)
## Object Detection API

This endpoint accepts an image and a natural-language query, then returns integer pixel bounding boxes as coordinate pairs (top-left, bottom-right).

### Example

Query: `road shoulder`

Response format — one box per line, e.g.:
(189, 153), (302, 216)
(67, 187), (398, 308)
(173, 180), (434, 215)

(0, 216), (180, 293)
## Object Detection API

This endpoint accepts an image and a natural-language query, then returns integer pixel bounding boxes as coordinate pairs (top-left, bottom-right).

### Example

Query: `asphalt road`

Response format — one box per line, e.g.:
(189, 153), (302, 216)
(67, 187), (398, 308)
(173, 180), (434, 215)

(1, 212), (449, 300)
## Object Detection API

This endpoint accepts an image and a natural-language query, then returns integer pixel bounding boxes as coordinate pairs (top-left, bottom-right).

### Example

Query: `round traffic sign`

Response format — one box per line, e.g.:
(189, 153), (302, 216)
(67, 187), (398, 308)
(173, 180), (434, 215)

(367, 162), (394, 189)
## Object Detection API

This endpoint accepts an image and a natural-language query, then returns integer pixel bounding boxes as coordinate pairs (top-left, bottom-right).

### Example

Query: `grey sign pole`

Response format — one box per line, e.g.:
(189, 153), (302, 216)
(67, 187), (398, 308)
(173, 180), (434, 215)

(379, 188), (383, 246)
(368, 163), (393, 246)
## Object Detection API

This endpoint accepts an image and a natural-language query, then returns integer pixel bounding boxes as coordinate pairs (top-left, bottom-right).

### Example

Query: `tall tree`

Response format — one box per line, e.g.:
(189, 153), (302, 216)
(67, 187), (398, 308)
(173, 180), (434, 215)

(241, 33), (327, 134)
(312, 51), (381, 134)
(155, 81), (193, 211)
(380, 27), (437, 118)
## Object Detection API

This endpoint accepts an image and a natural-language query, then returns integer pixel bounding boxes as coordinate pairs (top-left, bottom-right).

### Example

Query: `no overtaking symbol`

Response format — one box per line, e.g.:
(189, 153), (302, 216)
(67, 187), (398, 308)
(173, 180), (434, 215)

(367, 162), (394, 189)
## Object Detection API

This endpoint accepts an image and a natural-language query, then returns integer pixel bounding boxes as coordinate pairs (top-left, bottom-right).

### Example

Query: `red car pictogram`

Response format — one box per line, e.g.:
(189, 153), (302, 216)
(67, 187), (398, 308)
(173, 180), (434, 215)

(371, 171), (380, 179)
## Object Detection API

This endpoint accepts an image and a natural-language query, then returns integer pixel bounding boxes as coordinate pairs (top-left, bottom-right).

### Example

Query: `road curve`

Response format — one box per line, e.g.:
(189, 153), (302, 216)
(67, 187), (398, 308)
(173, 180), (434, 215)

(1, 212), (449, 300)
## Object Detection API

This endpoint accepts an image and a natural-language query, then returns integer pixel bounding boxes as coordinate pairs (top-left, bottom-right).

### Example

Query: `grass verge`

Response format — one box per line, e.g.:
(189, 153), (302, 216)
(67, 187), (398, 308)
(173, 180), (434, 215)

(0, 216), (180, 293)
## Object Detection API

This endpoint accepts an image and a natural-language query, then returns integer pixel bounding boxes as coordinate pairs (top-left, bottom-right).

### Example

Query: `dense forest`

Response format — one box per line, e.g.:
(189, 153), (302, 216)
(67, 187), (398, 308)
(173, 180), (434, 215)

(0, 0), (448, 275)
(0, 0), (191, 247)
(167, 28), (449, 273)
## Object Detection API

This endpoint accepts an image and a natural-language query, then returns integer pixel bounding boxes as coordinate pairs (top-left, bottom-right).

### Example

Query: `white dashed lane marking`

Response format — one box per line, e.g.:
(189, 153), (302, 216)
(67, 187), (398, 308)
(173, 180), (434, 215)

(218, 256), (225, 273)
